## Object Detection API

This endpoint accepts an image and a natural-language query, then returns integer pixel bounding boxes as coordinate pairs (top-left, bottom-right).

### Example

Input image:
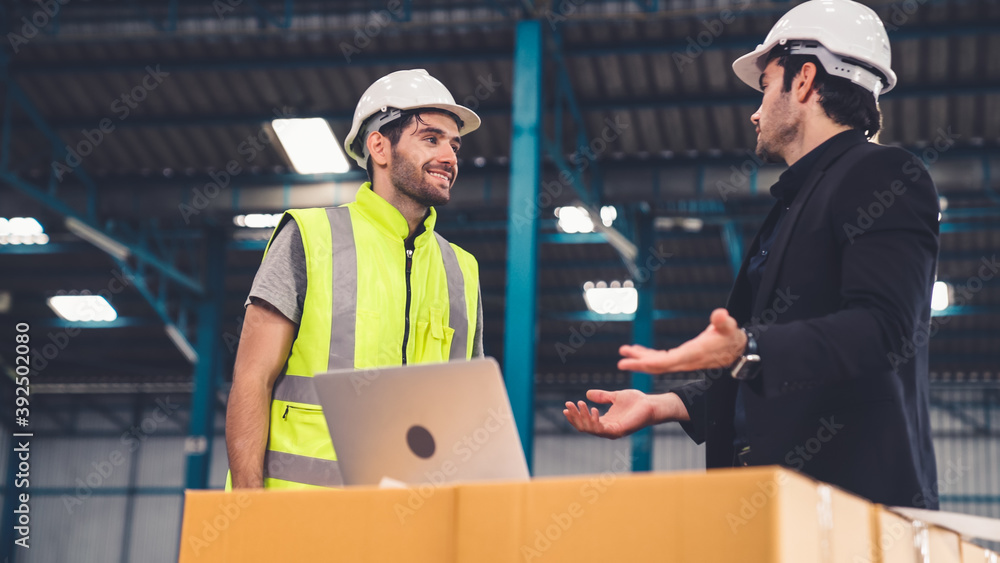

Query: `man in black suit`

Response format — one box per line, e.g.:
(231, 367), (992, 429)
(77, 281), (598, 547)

(564, 0), (940, 509)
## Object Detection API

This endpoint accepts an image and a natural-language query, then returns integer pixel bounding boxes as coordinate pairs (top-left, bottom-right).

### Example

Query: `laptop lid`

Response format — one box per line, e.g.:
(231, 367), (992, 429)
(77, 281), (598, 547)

(313, 357), (530, 486)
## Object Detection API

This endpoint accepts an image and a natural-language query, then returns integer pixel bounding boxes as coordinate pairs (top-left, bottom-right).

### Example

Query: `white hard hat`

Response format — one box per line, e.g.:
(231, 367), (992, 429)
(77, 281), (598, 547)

(732, 0), (896, 100)
(344, 69), (481, 168)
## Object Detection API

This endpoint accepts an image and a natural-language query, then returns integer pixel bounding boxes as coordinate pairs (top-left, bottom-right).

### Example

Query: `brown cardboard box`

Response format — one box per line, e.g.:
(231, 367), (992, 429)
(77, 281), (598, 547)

(178, 484), (457, 561)
(871, 505), (976, 563)
(872, 506), (918, 563)
(178, 466), (872, 562)
(960, 539), (1000, 563)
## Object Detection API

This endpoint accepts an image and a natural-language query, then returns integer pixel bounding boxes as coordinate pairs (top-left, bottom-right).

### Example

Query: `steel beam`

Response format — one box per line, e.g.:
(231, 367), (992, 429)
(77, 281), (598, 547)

(505, 19), (543, 472)
(630, 208), (655, 472)
(184, 230), (225, 489)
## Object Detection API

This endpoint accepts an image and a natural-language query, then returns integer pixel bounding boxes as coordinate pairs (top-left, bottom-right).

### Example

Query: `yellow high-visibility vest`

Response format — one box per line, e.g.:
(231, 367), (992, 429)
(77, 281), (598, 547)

(231, 184), (479, 490)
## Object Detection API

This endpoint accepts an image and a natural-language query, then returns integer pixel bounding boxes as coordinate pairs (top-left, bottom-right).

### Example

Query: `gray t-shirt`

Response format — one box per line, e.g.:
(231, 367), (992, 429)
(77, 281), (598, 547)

(247, 219), (484, 357)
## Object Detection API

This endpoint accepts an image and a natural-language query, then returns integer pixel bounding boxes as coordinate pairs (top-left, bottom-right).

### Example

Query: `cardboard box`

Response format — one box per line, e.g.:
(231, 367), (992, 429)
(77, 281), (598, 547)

(961, 540), (1000, 563)
(178, 466), (872, 562)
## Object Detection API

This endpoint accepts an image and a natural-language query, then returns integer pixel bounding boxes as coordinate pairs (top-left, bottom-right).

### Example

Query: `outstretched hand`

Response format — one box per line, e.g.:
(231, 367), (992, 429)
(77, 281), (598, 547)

(563, 389), (657, 439)
(617, 308), (746, 374)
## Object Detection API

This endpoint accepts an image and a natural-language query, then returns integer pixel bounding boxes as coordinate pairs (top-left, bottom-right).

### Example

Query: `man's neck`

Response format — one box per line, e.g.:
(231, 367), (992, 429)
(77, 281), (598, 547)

(371, 180), (428, 238)
(783, 121), (853, 167)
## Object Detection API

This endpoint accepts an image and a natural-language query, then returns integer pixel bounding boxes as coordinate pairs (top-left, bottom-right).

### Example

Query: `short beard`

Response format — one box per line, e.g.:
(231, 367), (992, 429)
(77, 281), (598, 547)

(754, 93), (799, 165)
(389, 145), (451, 208)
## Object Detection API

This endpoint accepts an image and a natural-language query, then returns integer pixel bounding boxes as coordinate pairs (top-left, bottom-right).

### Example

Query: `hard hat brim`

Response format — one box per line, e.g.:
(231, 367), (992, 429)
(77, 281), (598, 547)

(732, 43), (771, 93)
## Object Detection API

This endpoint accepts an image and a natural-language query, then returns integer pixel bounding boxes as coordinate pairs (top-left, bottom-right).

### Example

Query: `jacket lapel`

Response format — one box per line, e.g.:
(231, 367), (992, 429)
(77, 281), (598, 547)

(751, 134), (866, 315)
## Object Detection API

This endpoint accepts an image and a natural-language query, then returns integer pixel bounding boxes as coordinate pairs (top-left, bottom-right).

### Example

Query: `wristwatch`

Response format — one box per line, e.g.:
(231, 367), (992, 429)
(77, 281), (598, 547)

(730, 327), (761, 380)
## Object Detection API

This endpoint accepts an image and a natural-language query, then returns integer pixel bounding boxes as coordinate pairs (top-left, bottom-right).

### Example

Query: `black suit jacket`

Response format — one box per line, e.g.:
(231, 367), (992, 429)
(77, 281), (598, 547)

(675, 131), (941, 509)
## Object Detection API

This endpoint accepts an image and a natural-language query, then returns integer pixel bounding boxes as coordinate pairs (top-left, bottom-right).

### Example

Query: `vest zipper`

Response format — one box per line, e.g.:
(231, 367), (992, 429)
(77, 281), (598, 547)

(401, 244), (414, 364)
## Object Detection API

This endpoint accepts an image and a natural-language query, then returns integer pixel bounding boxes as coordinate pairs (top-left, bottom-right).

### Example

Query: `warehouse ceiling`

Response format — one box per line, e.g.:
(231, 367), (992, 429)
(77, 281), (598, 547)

(1, 0), (998, 403)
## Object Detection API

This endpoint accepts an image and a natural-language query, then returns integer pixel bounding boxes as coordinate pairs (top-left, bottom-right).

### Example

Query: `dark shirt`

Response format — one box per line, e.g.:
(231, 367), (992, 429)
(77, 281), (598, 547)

(732, 130), (861, 452)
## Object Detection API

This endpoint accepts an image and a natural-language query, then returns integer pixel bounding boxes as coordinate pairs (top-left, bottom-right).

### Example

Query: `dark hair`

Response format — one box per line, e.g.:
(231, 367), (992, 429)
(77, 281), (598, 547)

(765, 48), (882, 139)
(363, 110), (463, 180)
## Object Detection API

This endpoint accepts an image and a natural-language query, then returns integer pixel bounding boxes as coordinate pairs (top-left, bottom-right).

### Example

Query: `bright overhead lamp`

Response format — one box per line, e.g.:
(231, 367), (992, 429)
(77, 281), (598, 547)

(0, 216), (50, 245)
(233, 213), (282, 229)
(583, 280), (638, 315)
(65, 217), (130, 261)
(48, 294), (118, 322)
(931, 281), (951, 311)
(272, 118), (351, 175)
(555, 206), (595, 234)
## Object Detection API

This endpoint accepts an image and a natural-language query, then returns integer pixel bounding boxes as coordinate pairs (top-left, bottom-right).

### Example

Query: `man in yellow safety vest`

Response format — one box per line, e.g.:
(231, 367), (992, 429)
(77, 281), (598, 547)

(226, 69), (483, 489)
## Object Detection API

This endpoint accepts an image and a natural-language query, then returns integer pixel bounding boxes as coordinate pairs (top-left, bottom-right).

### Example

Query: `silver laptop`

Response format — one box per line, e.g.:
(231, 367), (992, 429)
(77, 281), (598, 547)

(313, 357), (530, 486)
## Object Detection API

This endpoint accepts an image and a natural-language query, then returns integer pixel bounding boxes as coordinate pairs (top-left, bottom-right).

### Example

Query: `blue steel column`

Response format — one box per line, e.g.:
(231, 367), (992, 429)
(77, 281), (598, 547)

(505, 19), (543, 472)
(184, 230), (225, 488)
(630, 207), (655, 471)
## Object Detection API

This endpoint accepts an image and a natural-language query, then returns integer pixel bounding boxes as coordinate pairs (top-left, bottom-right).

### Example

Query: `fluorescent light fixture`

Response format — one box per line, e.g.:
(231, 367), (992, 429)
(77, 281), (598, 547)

(555, 206), (595, 234)
(931, 281), (951, 311)
(65, 217), (130, 261)
(233, 213), (282, 229)
(583, 280), (638, 315)
(48, 295), (118, 322)
(272, 118), (351, 174)
(0, 217), (49, 246)
(681, 218), (704, 232)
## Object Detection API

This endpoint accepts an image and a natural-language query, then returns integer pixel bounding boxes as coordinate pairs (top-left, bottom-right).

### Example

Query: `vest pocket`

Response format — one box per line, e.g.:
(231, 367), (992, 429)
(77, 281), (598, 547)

(415, 307), (455, 362)
(273, 404), (336, 461)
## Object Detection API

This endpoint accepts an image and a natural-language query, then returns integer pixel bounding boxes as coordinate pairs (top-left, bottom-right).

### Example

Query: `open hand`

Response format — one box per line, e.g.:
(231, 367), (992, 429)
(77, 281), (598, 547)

(618, 308), (746, 374)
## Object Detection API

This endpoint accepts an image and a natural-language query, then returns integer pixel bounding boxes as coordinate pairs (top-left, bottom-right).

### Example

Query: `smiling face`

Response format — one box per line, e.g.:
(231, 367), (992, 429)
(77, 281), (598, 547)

(751, 59), (803, 164)
(386, 112), (462, 208)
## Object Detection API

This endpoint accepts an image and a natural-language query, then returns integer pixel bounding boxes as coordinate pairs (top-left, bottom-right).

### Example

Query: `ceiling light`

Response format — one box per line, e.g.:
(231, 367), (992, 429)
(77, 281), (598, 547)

(583, 281), (638, 315)
(233, 213), (282, 229)
(272, 118), (351, 175)
(556, 206), (595, 234)
(931, 281), (951, 311)
(0, 217), (49, 246)
(600, 205), (617, 227)
(47, 294), (118, 322)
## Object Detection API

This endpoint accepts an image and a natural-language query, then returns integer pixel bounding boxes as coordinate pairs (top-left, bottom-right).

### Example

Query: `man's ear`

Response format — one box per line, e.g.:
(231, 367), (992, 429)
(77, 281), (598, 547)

(794, 62), (818, 103)
(367, 132), (390, 167)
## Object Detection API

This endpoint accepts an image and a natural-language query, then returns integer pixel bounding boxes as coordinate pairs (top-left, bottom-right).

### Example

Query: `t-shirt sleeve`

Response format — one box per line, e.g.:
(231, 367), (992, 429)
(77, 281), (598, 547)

(245, 219), (308, 325)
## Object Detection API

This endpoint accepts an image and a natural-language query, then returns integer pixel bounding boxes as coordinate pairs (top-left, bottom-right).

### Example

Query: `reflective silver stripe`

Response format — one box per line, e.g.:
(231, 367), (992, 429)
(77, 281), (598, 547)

(435, 232), (468, 360)
(271, 374), (319, 405)
(264, 450), (343, 488)
(327, 207), (357, 370)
